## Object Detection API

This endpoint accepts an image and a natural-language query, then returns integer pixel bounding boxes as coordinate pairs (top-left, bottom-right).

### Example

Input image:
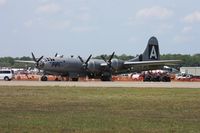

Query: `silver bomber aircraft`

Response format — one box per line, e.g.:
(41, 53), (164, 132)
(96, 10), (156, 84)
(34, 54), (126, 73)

(16, 36), (180, 81)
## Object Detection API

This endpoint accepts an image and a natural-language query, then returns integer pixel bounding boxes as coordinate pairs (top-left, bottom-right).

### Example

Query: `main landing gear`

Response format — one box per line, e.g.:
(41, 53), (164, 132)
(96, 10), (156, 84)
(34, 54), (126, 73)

(41, 75), (48, 81)
(101, 72), (112, 81)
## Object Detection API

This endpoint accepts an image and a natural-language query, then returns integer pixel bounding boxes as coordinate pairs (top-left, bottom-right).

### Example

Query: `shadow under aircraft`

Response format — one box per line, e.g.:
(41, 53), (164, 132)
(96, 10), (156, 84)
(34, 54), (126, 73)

(16, 36), (180, 81)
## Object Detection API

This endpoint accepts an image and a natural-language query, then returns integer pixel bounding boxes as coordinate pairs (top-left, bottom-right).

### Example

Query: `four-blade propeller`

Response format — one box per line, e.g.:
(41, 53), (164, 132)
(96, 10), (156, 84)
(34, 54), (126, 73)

(78, 54), (92, 70)
(101, 52), (115, 69)
(31, 52), (43, 68)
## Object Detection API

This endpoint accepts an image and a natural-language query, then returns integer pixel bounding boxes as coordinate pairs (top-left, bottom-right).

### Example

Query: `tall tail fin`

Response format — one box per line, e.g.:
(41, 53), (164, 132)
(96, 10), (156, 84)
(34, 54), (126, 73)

(130, 36), (160, 61)
(142, 36), (160, 61)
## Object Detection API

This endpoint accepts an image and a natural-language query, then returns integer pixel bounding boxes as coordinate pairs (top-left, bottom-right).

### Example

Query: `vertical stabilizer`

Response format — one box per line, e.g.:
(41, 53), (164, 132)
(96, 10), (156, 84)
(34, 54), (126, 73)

(130, 36), (160, 61)
(142, 36), (160, 61)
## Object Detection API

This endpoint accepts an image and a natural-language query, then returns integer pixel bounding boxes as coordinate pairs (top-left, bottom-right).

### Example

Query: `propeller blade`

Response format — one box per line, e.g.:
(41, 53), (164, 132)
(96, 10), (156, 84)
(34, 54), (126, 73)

(78, 56), (84, 63)
(85, 54), (92, 64)
(101, 52), (115, 70)
(109, 52), (115, 62)
(31, 52), (43, 68)
(78, 55), (92, 70)
(31, 52), (36, 62)
(37, 56), (44, 62)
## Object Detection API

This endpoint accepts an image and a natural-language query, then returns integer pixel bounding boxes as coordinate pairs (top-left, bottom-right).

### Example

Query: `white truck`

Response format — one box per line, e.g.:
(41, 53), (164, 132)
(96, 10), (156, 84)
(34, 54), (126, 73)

(0, 69), (14, 81)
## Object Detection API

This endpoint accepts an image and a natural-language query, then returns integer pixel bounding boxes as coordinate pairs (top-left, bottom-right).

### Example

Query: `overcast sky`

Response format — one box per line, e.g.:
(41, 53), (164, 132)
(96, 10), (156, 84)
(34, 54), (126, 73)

(0, 0), (200, 57)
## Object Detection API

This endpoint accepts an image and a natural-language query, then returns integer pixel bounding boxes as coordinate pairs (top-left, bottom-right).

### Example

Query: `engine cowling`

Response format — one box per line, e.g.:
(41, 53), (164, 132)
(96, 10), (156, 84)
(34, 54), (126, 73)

(87, 59), (124, 73)
(111, 59), (124, 71)
(87, 60), (102, 73)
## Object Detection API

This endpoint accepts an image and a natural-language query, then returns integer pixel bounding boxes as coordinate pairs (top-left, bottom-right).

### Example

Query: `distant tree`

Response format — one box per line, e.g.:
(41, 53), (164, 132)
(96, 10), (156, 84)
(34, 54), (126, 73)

(0, 56), (33, 68)
(94, 54), (134, 61)
(161, 54), (200, 67)
(0, 57), (14, 67)
(19, 56), (32, 61)
(118, 54), (134, 61)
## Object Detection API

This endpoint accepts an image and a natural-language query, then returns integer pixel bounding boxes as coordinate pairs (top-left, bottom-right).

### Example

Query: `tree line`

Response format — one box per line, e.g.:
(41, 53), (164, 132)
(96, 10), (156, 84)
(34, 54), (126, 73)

(0, 54), (199, 68)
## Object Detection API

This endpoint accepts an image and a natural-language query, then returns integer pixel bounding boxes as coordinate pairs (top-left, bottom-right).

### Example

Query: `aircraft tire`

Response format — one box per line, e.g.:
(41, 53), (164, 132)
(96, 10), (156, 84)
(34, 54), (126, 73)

(101, 76), (112, 81)
(41, 76), (48, 81)
(71, 78), (79, 81)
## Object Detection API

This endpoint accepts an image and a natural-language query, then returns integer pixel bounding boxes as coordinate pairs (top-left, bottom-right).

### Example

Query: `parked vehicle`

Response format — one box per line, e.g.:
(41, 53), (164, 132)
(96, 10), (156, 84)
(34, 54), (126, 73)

(175, 73), (193, 80)
(142, 71), (171, 82)
(0, 69), (14, 81)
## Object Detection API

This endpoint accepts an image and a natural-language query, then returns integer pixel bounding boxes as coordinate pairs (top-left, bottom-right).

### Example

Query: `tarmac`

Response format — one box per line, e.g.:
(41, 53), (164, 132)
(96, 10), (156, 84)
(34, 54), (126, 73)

(0, 81), (200, 88)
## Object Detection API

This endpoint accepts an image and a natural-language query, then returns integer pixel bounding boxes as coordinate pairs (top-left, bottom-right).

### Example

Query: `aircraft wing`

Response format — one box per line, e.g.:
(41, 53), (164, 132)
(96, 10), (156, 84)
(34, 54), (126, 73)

(100, 63), (108, 67)
(15, 60), (35, 63)
(124, 60), (181, 66)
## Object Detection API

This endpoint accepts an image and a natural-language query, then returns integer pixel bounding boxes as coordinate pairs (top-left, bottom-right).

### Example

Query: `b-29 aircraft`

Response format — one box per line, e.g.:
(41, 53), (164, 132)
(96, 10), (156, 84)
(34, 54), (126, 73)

(16, 36), (180, 81)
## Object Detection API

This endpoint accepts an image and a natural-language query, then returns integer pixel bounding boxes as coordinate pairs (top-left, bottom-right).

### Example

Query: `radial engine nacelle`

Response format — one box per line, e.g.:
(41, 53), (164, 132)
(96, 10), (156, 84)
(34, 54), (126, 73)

(111, 59), (124, 71)
(86, 59), (124, 73)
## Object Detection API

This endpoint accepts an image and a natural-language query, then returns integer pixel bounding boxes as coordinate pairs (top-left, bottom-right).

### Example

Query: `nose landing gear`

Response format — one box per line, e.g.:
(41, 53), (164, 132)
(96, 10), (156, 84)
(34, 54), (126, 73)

(41, 75), (48, 81)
